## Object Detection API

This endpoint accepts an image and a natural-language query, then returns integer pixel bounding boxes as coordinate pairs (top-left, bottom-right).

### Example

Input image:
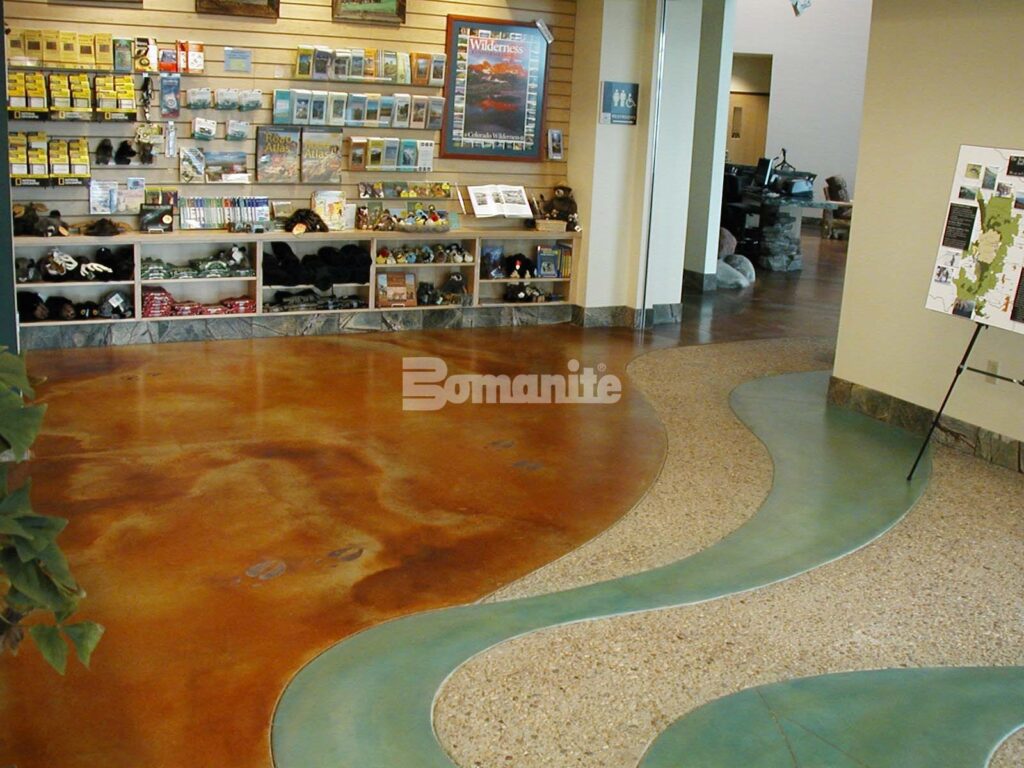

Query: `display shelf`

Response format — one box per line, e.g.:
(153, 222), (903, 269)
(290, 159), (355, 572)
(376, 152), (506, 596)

(478, 301), (569, 307)
(263, 283), (368, 290)
(16, 280), (135, 289)
(140, 277), (257, 283)
(13, 228), (581, 343)
(150, 313), (258, 321)
(480, 277), (570, 284)
(375, 262), (474, 269)
(21, 317), (138, 326)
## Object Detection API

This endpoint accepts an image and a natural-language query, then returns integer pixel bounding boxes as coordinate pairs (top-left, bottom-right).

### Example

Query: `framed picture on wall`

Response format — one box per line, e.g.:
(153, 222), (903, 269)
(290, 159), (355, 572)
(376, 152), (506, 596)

(332, 0), (406, 24)
(440, 16), (550, 162)
(196, 0), (279, 18)
(547, 128), (564, 161)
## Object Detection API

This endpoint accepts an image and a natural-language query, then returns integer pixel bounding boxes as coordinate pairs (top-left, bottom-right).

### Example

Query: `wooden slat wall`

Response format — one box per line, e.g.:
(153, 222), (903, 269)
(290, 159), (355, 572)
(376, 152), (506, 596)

(6, 0), (577, 225)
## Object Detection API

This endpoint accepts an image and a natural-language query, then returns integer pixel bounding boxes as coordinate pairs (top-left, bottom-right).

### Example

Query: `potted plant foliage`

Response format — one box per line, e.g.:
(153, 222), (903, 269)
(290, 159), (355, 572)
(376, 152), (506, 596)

(0, 347), (102, 673)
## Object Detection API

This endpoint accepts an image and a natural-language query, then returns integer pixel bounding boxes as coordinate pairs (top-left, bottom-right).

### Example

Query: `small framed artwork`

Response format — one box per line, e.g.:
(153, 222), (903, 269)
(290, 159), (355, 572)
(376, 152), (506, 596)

(333, 0), (406, 24)
(547, 128), (564, 161)
(196, 0), (279, 18)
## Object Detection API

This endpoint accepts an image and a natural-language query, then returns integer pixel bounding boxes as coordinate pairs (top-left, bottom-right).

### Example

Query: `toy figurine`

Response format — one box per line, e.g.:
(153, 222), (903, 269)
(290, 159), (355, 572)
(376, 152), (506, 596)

(539, 182), (582, 232)
(114, 140), (137, 165)
(95, 138), (113, 165)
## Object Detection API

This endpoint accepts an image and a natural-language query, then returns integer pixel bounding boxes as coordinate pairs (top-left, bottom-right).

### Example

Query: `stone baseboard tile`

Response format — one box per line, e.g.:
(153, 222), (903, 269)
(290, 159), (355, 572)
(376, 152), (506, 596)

(828, 376), (1023, 474)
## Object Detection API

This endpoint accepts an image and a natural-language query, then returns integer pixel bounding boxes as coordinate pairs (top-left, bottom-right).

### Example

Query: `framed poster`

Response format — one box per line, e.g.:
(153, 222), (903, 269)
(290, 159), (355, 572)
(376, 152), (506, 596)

(332, 0), (405, 24)
(441, 16), (550, 162)
(196, 0), (279, 18)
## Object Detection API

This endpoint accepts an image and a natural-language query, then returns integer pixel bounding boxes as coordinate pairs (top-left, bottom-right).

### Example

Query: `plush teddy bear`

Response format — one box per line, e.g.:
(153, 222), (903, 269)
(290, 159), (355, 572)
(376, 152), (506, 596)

(95, 138), (113, 165)
(540, 182), (582, 232)
(114, 140), (137, 165)
(17, 292), (48, 322)
(44, 295), (77, 321)
(502, 254), (536, 279)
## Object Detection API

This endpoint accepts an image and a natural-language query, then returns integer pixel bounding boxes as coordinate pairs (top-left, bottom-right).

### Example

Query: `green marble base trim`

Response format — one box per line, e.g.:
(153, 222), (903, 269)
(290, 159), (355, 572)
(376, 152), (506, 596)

(17, 304), (574, 349)
(683, 268), (717, 293)
(828, 376), (1023, 474)
(639, 667), (1024, 768)
(271, 371), (930, 767)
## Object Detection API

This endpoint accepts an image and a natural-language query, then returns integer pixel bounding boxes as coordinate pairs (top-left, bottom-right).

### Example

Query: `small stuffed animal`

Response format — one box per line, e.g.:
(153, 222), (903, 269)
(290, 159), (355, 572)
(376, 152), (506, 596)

(96, 138), (113, 165)
(17, 292), (49, 322)
(540, 182), (582, 232)
(37, 210), (71, 237)
(84, 218), (124, 236)
(95, 247), (135, 280)
(45, 295), (77, 321)
(502, 254), (536, 279)
(417, 281), (440, 306)
(38, 249), (78, 281)
(75, 301), (102, 319)
(114, 140), (137, 165)
(138, 142), (155, 165)
(14, 257), (37, 283)
(283, 208), (329, 234)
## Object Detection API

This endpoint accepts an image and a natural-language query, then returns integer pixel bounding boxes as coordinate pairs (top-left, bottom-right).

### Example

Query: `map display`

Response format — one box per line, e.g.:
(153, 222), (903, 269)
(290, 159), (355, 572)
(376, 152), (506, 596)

(927, 144), (1024, 333)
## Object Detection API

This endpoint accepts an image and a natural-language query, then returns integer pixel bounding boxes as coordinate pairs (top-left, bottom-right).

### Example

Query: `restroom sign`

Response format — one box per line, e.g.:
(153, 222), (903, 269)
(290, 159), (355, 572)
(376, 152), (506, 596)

(600, 81), (639, 125)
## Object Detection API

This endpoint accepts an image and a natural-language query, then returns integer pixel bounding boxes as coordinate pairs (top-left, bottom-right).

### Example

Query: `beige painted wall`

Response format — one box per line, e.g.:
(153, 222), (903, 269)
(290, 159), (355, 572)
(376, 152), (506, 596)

(834, 0), (1024, 442)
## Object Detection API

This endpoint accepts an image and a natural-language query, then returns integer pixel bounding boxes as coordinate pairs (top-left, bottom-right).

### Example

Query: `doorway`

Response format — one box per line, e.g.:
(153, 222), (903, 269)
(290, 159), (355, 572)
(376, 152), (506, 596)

(726, 54), (772, 166)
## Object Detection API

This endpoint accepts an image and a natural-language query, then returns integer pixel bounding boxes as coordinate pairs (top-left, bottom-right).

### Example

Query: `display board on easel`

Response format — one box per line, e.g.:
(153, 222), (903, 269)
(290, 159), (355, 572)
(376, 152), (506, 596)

(909, 144), (1024, 480)
(926, 144), (1024, 332)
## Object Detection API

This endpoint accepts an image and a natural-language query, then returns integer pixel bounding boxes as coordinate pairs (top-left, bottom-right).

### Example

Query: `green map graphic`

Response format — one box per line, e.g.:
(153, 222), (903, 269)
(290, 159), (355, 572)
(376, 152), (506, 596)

(954, 194), (1021, 316)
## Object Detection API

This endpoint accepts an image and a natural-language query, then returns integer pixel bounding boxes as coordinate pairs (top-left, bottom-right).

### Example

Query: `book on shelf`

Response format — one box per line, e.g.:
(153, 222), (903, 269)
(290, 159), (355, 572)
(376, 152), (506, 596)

(301, 128), (344, 184)
(256, 126), (300, 183)
(481, 244), (505, 279)
(535, 246), (560, 277)
(311, 190), (346, 230)
(376, 272), (417, 307)
(556, 240), (574, 278)
(467, 184), (533, 218)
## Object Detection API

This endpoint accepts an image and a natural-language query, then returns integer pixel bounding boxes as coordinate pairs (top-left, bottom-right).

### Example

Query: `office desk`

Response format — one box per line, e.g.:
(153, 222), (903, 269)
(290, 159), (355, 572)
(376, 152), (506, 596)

(735, 192), (848, 272)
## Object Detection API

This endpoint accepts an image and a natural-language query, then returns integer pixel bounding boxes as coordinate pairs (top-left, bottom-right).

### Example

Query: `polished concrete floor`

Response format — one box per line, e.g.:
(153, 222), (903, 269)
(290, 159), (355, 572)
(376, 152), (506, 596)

(1, 232), (850, 767)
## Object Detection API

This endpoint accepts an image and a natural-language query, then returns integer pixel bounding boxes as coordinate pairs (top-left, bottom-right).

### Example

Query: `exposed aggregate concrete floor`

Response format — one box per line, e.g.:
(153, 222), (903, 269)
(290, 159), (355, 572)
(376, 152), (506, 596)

(434, 338), (1024, 768)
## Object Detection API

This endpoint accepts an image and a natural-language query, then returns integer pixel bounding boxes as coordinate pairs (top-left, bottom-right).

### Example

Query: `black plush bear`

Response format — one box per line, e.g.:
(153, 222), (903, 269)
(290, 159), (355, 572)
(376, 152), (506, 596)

(17, 292), (48, 322)
(95, 247), (135, 281)
(283, 208), (329, 234)
(540, 183), (582, 232)
(95, 138), (113, 165)
(114, 140), (137, 165)
(263, 242), (309, 287)
(13, 206), (70, 237)
(44, 295), (77, 321)
(76, 301), (102, 319)
(138, 142), (155, 165)
(502, 254), (536, 279)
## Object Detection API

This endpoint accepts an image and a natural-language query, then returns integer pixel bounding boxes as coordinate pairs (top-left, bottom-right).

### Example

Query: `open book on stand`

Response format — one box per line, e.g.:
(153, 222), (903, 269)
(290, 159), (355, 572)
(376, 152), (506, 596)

(466, 184), (533, 219)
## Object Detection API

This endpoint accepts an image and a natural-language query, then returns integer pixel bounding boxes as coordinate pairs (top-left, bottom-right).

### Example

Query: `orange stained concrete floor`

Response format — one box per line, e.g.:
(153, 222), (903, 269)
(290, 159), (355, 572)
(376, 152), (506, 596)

(1, 327), (673, 768)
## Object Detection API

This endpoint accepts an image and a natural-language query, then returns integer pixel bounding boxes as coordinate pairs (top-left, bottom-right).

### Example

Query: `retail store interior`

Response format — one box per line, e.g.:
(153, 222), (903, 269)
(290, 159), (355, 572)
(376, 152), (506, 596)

(0, 2), (1022, 768)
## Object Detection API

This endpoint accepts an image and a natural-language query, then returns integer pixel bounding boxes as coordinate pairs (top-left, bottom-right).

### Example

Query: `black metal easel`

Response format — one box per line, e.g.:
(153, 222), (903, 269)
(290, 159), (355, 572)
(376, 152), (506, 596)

(907, 323), (1024, 480)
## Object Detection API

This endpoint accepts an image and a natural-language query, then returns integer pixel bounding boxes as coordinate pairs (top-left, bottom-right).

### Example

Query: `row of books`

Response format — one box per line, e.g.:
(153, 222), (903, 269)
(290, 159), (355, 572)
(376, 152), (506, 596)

(273, 89), (444, 130)
(295, 46), (446, 87)
(178, 196), (271, 230)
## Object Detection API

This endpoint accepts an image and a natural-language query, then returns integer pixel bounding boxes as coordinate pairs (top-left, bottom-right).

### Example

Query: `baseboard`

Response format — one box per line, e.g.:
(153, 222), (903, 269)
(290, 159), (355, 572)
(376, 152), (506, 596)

(683, 269), (717, 293)
(827, 376), (1023, 474)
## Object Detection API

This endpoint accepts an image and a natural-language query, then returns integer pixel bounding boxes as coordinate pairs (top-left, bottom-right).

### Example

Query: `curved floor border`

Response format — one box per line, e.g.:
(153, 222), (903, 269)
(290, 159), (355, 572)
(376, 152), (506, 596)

(272, 370), (930, 768)
(638, 667), (1024, 768)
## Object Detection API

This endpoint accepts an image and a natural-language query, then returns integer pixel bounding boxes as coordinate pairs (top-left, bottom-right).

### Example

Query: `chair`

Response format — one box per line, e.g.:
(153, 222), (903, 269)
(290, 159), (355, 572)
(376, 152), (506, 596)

(821, 175), (853, 239)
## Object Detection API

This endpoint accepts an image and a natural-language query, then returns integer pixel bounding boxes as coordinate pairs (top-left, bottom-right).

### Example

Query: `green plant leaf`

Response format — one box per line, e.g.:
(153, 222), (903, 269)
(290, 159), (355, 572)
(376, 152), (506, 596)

(28, 624), (67, 674)
(32, 542), (77, 591)
(63, 621), (104, 668)
(0, 516), (31, 538)
(0, 548), (74, 612)
(0, 352), (35, 399)
(5, 586), (38, 613)
(13, 514), (68, 559)
(0, 390), (46, 458)
(0, 483), (33, 519)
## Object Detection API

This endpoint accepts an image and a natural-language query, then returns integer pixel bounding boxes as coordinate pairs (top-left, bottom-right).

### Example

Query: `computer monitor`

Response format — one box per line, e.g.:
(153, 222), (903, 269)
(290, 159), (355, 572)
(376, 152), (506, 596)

(754, 157), (773, 188)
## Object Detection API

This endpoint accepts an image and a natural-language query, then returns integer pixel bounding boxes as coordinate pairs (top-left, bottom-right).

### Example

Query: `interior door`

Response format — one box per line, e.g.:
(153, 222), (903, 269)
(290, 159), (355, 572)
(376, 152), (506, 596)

(726, 92), (770, 167)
